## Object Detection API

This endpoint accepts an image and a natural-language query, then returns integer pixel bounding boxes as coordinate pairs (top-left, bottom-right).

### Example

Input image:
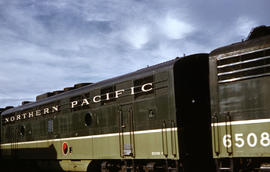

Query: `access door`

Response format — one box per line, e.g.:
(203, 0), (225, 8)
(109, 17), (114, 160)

(118, 104), (135, 157)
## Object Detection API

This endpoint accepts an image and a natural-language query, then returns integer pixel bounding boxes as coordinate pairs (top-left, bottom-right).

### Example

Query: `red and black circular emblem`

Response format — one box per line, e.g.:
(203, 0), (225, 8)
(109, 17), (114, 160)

(62, 142), (68, 155)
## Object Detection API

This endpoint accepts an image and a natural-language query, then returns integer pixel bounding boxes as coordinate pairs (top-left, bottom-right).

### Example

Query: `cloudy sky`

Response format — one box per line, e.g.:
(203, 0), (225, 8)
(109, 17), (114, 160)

(0, 0), (269, 107)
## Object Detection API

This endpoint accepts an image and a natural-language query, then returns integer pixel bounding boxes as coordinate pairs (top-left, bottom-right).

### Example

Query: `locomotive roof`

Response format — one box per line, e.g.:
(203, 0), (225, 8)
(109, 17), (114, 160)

(210, 35), (270, 57)
(1, 57), (184, 116)
(210, 26), (270, 57)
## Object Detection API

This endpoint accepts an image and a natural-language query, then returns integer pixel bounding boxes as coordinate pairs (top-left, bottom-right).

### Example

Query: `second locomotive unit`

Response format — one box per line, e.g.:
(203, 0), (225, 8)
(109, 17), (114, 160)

(210, 26), (270, 171)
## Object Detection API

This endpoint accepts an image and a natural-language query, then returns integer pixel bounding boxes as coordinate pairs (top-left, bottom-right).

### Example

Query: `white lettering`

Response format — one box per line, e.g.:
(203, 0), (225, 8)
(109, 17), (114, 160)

(71, 101), (78, 108)
(247, 133), (257, 147)
(115, 89), (125, 98)
(223, 134), (232, 148)
(235, 133), (244, 148)
(4, 83), (155, 124)
(93, 95), (101, 103)
(10, 116), (15, 122)
(106, 93), (110, 100)
(223, 132), (270, 148)
(261, 132), (270, 147)
(4, 104), (61, 124)
(28, 112), (34, 118)
(52, 106), (59, 112)
(36, 110), (41, 116)
(44, 108), (50, 114)
(81, 99), (90, 106)
(16, 115), (21, 120)
(130, 87), (135, 95)
(22, 113), (27, 119)
(141, 83), (153, 92)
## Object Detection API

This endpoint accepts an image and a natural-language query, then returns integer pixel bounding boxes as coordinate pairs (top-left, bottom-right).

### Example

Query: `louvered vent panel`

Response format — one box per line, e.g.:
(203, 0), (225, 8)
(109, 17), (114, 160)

(217, 48), (270, 83)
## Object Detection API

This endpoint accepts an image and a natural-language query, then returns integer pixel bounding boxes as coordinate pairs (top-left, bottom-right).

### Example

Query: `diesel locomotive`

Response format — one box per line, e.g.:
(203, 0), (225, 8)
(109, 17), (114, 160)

(0, 26), (270, 172)
(0, 54), (213, 171)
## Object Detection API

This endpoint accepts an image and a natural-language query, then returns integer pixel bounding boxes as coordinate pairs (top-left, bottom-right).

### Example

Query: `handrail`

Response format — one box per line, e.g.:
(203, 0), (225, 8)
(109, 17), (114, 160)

(129, 108), (135, 157)
(118, 105), (135, 157)
(118, 109), (124, 157)
(170, 121), (177, 157)
(212, 113), (220, 155)
(161, 120), (168, 157)
(225, 112), (233, 155)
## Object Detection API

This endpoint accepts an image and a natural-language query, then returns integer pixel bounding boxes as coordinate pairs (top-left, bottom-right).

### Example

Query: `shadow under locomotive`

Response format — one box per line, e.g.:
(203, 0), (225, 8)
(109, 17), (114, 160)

(0, 144), (64, 172)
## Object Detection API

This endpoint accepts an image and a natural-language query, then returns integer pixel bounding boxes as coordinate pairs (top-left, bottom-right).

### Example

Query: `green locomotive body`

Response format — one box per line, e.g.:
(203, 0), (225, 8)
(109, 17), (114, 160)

(0, 54), (213, 171)
(210, 31), (270, 170)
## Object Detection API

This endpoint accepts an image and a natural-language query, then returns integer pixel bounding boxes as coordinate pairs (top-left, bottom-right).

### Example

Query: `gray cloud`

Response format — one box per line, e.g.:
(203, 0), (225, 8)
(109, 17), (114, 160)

(0, 0), (270, 107)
